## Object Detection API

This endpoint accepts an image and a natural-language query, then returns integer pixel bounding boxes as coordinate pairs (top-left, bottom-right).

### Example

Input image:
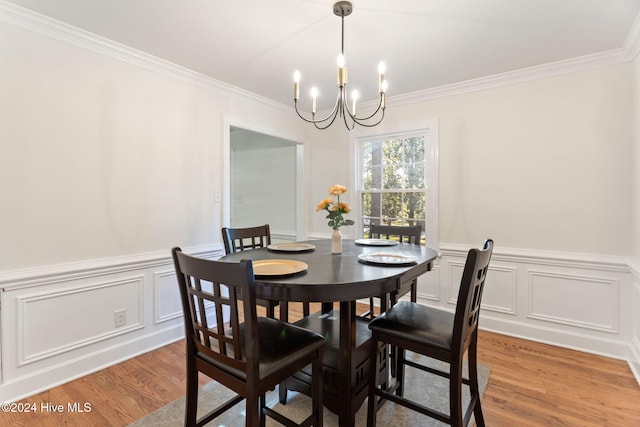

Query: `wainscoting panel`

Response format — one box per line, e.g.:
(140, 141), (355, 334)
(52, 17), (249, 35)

(442, 258), (517, 315)
(528, 270), (619, 333)
(0, 244), (224, 403)
(481, 265), (518, 316)
(446, 260), (466, 305)
(153, 270), (182, 324)
(17, 275), (144, 366)
(432, 243), (634, 364)
(416, 263), (440, 301)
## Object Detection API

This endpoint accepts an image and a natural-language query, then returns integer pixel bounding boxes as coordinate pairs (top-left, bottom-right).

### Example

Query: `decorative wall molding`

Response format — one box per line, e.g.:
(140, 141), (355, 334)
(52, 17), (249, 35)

(0, 244), (224, 403)
(480, 265), (518, 316)
(389, 48), (633, 107)
(439, 243), (630, 273)
(527, 270), (619, 334)
(0, 244), (223, 291)
(0, 1), (291, 116)
(153, 270), (182, 324)
(16, 276), (145, 366)
(2, 0), (639, 118)
(625, 11), (640, 61)
(431, 243), (634, 365)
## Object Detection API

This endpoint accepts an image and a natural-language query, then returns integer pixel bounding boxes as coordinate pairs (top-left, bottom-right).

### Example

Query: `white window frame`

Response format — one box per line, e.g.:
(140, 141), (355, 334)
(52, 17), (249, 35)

(349, 119), (438, 250)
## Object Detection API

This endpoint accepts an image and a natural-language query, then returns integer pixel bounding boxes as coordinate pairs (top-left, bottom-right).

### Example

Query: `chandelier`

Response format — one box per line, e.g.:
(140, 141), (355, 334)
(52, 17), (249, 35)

(293, 1), (387, 131)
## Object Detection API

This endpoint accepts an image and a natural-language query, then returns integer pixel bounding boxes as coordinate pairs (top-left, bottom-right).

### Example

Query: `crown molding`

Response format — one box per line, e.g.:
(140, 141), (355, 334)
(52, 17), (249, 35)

(625, 11), (640, 62)
(0, 1), (293, 116)
(2, 1), (639, 113)
(389, 11), (640, 107)
(389, 47), (633, 107)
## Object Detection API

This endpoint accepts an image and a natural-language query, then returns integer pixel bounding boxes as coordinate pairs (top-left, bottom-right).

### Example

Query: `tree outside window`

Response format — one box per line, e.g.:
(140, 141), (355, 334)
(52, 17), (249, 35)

(360, 134), (427, 242)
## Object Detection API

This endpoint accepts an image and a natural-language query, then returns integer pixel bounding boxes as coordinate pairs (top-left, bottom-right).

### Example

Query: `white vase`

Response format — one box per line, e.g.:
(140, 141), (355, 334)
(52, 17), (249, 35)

(331, 228), (342, 254)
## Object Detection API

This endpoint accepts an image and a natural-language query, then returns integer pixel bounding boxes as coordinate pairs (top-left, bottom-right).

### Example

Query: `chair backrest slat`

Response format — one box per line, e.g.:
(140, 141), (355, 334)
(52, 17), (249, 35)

(222, 224), (271, 254)
(172, 248), (259, 374)
(369, 224), (422, 245)
(453, 239), (493, 354)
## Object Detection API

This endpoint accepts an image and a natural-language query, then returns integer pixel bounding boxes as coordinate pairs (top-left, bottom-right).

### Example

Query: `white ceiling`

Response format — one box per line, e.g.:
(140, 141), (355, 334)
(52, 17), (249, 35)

(5, 0), (640, 110)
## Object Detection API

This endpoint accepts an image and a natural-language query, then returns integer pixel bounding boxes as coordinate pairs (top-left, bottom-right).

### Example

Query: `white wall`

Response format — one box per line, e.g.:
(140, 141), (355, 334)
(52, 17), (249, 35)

(309, 65), (634, 256)
(0, 17), (307, 401)
(1, 6), (639, 402)
(306, 64), (639, 374)
(0, 21), (311, 271)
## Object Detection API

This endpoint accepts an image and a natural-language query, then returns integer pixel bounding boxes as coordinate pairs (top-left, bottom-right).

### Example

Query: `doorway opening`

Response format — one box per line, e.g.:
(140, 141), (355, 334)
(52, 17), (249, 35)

(225, 124), (305, 242)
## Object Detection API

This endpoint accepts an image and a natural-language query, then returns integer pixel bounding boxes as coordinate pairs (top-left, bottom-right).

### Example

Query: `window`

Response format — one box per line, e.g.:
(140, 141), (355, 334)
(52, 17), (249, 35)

(356, 126), (437, 248)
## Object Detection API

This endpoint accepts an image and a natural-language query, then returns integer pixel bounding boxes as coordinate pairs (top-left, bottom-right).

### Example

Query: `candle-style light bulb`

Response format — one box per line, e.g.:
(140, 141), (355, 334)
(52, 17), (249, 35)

(293, 70), (301, 100)
(310, 87), (318, 113)
(351, 89), (359, 116)
(378, 61), (386, 93)
(337, 54), (347, 87)
(381, 80), (388, 108)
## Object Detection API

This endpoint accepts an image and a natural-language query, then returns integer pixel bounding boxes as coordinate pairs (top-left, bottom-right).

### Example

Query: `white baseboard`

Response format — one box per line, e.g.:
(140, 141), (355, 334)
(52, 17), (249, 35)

(0, 324), (184, 403)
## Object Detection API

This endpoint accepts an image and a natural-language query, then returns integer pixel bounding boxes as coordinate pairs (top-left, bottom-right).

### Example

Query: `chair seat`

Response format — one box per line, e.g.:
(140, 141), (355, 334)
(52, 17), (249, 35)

(368, 301), (454, 353)
(205, 317), (326, 381)
(254, 317), (326, 377)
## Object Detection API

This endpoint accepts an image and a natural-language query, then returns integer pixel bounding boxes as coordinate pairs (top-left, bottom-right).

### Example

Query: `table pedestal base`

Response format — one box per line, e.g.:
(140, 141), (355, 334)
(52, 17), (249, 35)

(279, 308), (389, 427)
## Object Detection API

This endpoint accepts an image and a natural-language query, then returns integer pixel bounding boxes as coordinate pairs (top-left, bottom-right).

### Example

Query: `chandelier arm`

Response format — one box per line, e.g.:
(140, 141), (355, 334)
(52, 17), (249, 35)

(294, 89), (342, 125)
(311, 90), (343, 129)
(351, 95), (384, 122)
(314, 101), (342, 130)
(342, 105), (356, 131)
(341, 91), (384, 127)
(353, 108), (386, 128)
(295, 103), (339, 125)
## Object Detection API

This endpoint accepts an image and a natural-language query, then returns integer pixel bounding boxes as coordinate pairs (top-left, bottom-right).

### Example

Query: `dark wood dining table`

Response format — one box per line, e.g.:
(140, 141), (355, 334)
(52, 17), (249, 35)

(219, 238), (438, 427)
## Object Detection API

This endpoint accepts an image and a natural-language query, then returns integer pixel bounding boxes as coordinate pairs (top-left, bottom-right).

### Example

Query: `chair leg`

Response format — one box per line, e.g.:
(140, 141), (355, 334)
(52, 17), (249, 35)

(184, 358), (198, 427)
(468, 336), (486, 427)
(303, 302), (310, 317)
(449, 359), (464, 427)
(266, 303), (275, 319)
(246, 392), (259, 427)
(278, 382), (288, 404)
(259, 393), (266, 427)
(395, 347), (406, 397)
(367, 338), (380, 427)
(311, 349), (324, 426)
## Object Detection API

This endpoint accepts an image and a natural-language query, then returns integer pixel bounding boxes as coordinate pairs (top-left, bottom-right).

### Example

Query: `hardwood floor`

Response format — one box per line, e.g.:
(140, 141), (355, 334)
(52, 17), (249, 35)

(3, 303), (639, 426)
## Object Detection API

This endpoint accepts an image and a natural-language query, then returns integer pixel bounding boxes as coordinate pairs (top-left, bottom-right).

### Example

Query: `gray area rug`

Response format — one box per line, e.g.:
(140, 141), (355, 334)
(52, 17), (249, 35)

(129, 352), (490, 426)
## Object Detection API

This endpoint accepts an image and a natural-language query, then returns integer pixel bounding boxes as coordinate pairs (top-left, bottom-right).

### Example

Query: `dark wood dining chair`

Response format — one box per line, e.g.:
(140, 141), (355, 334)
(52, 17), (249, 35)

(172, 247), (326, 427)
(221, 225), (279, 318)
(362, 223), (422, 318)
(366, 239), (494, 427)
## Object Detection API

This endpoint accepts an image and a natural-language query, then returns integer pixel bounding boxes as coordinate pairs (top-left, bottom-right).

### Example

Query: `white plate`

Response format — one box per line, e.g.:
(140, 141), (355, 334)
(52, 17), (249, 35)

(267, 242), (316, 252)
(354, 238), (399, 246)
(357, 253), (418, 265)
(252, 259), (308, 276)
